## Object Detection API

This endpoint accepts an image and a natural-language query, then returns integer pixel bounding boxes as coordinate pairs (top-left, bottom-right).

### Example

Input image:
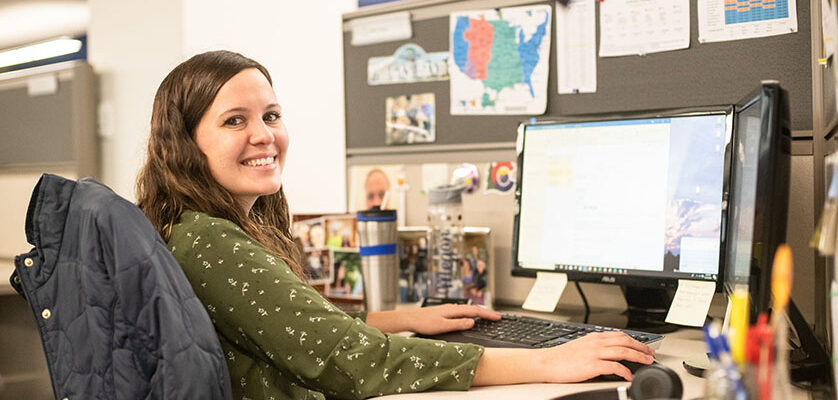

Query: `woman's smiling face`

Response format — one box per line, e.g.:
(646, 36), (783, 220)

(194, 68), (289, 211)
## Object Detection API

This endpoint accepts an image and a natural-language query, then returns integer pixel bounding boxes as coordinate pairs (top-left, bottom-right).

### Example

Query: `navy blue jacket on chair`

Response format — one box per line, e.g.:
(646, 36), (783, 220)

(10, 174), (232, 399)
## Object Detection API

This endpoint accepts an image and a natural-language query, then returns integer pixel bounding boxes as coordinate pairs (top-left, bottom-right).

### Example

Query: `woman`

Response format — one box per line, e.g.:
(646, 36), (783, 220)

(136, 50), (654, 400)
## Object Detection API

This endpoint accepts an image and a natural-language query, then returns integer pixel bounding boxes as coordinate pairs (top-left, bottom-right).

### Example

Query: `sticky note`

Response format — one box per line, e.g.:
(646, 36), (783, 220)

(522, 272), (568, 312)
(665, 279), (717, 327)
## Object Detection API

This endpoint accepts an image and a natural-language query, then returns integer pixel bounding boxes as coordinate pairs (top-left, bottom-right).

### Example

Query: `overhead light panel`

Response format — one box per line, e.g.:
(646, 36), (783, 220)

(0, 37), (83, 69)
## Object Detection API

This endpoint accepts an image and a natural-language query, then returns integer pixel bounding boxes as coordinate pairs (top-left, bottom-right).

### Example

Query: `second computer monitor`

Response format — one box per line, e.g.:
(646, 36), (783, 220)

(512, 107), (733, 293)
(724, 82), (791, 314)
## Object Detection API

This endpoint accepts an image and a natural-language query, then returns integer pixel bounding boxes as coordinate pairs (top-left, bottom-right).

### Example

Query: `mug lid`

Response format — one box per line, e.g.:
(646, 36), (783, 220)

(357, 206), (397, 221)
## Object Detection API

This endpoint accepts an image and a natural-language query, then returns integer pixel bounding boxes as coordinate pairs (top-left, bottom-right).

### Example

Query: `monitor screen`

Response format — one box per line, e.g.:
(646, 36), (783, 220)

(512, 108), (733, 289)
(724, 82), (790, 313)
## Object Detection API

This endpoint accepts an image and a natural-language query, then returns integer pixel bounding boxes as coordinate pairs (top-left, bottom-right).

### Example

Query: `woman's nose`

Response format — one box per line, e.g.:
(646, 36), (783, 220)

(249, 123), (275, 145)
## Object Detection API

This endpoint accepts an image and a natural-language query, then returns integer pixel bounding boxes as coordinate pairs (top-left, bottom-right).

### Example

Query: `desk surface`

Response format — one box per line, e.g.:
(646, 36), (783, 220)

(373, 315), (810, 400)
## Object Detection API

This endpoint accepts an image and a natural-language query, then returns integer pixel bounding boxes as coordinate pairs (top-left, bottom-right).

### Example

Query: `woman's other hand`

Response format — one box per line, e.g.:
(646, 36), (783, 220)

(366, 304), (501, 335)
(472, 331), (655, 385)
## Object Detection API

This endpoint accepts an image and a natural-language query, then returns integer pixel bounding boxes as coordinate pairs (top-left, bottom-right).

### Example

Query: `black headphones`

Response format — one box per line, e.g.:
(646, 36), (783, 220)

(551, 364), (683, 400)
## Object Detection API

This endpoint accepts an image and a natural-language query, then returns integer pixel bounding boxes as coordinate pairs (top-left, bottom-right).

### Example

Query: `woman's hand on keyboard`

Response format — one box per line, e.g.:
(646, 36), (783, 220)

(366, 304), (501, 335)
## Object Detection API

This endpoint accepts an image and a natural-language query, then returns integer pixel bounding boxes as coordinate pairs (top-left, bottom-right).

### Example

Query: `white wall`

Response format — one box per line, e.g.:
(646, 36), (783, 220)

(89, 0), (355, 214)
(88, 0), (184, 200)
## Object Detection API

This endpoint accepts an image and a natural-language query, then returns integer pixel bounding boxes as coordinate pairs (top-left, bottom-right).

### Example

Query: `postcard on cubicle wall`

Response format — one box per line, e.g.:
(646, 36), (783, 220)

(326, 249), (364, 300)
(304, 246), (334, 286)
(385, 93), (436, 145)
(368, 43), (449, 85)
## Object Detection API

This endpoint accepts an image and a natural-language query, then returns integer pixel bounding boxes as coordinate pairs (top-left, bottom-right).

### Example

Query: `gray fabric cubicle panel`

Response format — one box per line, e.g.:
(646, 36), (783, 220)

(0, 80), (75, 166)
(344, 0), (812, 150)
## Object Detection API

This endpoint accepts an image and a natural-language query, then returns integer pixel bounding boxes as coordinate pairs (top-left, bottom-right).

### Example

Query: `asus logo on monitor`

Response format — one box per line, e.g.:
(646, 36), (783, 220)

(601, 276), (616, 283)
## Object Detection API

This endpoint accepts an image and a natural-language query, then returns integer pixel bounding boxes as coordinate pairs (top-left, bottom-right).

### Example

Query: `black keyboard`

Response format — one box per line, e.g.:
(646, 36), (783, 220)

(422, 313), (664, 349)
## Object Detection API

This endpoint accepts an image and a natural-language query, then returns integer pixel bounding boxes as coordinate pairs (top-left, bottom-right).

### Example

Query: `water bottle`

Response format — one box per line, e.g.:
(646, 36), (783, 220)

(427, 184), (465, 299)
(356, 208), (398, 312)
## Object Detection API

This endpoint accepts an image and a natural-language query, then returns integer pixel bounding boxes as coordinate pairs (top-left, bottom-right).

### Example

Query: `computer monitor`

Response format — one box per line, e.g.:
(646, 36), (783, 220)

(512, 107), (733, 327)
(724, 81), (790, 314)
(724, 81), (830, 384)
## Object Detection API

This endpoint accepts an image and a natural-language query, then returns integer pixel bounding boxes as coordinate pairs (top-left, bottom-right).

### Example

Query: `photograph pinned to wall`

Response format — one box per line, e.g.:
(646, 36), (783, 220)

(449, 4), (551, 115)
(397, 227), (430, 303)
(326, 249), (364, 300)
(348, 164), (407, 217)
(304, 247), (333, 285)
(385, 93), (436, 145)
(484, 161), (517, 194)
(292, 216), (327, 249)
(325, 214), (358, 248)
(462, 227), (492, 306)
(368, 43), (449, 85)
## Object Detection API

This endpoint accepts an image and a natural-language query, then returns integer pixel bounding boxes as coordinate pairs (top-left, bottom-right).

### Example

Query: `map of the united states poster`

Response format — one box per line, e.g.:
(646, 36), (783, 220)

(449, 5), (551, 115)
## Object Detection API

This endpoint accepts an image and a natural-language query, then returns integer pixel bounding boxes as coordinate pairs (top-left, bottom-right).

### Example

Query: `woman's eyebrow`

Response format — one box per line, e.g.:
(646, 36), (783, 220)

(220, 106), (249, 115)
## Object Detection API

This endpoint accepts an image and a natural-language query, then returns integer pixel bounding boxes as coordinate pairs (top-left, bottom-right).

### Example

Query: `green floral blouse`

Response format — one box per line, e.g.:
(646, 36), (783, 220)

(168, 211), (484, 400)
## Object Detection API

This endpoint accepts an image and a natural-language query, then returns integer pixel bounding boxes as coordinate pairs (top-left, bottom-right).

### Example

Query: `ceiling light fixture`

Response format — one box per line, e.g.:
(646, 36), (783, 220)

(0, 37), (83, 69)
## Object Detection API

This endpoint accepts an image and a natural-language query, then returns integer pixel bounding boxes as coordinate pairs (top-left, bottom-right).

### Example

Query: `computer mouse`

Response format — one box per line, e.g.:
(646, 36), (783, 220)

(587, 360), (658, 382)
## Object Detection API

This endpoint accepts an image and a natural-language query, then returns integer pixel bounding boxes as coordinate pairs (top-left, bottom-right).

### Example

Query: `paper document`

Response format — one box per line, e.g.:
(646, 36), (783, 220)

(556, 0), (597, 94)
(665, 279), (716, 327)
(697, 0), (797, 43)
(522, 272), (568, 312)
(599, 0), (690, 57)
(350, 11), (412, 46)
(421, 164), (449, 192)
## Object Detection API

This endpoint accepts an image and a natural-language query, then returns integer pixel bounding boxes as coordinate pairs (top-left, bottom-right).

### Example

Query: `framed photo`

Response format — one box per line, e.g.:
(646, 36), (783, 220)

(463, 227), (492, 306)
(292, 216), (326, 250)
(397, 227), (430, 303)
(324, 214), (358, 249)
(326, 249), (364, 300)
(304, 247), (333, 285)
(396, 226), (493, 306)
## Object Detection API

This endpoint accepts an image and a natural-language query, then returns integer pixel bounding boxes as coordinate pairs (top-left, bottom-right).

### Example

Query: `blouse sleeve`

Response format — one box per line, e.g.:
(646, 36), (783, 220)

(170, 213), (484, 399)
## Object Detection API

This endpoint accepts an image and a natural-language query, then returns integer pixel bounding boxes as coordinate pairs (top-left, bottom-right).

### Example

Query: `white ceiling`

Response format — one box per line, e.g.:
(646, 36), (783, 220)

(0, 0), (88, 49)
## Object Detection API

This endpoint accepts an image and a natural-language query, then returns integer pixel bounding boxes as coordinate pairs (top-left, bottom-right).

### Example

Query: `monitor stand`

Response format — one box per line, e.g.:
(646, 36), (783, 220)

(572, 283), (679, 334)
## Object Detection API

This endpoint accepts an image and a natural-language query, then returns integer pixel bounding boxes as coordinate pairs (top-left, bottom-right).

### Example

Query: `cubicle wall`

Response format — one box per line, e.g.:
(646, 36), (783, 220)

(0, 61), (97, 400)
(344, 0), (816, 312)
(344, 0), (812, 152)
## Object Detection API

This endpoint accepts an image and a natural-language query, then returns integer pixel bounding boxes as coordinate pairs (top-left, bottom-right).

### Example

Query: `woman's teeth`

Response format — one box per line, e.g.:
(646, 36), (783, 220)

(244, 157), (274, 167)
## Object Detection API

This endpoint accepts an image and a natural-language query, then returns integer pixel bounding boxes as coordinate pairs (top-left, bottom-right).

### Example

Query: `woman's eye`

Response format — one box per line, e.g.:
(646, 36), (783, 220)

(224, 116), (245, 126)
(264, 111), (281, 122)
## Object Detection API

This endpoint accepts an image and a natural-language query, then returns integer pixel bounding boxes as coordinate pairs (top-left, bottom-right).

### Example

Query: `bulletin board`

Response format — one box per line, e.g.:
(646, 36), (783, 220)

(343, 0), (812, 150)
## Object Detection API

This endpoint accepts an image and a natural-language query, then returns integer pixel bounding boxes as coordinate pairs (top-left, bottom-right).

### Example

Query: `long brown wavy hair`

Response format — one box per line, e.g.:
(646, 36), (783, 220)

(136, 50), (304, 278)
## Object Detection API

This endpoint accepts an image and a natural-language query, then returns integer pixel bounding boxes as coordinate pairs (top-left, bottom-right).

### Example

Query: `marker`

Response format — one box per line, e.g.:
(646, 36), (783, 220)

(728, 289), (749, 367)
(770, 244), (793, 328)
